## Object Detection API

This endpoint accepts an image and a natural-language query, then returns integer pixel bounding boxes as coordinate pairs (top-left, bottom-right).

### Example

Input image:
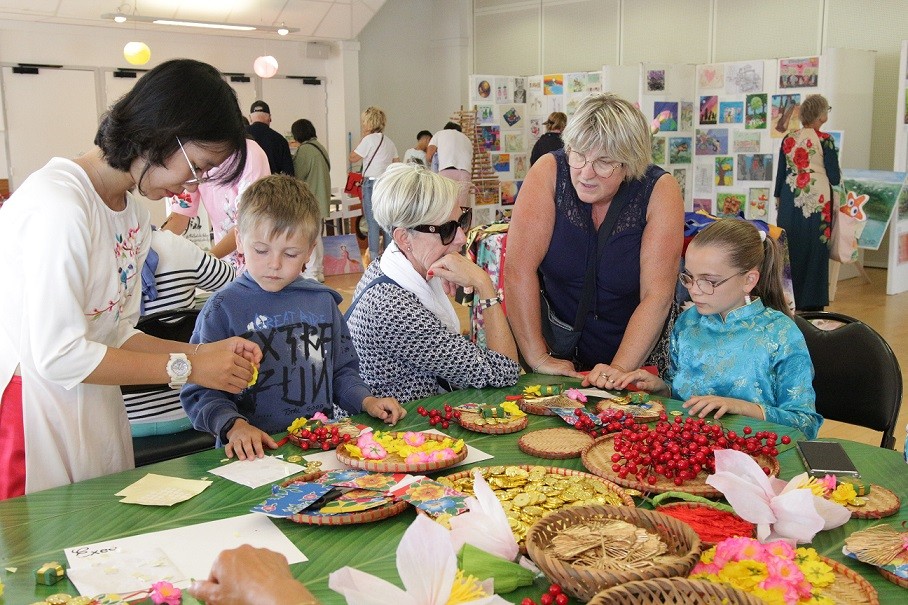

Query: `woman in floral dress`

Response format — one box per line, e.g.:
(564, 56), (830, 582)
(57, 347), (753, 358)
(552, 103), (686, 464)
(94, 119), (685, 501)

(773, 94), (840, 311)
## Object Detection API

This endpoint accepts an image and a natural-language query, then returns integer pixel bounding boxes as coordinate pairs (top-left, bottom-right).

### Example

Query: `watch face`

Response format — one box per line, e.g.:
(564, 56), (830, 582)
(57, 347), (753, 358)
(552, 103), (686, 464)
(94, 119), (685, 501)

(171, 358), (190, 376)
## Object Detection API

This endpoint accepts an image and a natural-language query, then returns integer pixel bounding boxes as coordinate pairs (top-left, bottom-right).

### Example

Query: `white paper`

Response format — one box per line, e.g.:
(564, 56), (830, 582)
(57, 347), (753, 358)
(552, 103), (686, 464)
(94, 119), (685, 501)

(574, 388), (616, 400)
(208, 455), (306, 488)
(303, 430), (494, 471)
(66, 548), (183, 596)
(65, 514), (306, 595)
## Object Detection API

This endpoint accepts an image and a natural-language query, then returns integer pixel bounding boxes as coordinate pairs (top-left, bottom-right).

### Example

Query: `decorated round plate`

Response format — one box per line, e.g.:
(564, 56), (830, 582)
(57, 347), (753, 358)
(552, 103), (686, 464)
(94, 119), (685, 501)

(844, 484), (901, 519)
(289, 499), (408, 526)
(335, 431), (467, 473)
(287, 419), (365, 450)
(822, 556), (880, 605)
(596, 397), (665, 422)
(438, 465), (634, 547)
(581, 434), (780, 497)
(458, 411), (528, 434)
(518, 427), (594, 459)
(518, 394), (584, 416)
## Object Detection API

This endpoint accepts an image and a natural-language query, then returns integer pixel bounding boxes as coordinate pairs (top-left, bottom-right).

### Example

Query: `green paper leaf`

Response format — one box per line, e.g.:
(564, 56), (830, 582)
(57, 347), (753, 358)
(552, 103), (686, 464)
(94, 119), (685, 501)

(456, 544), (535, 593)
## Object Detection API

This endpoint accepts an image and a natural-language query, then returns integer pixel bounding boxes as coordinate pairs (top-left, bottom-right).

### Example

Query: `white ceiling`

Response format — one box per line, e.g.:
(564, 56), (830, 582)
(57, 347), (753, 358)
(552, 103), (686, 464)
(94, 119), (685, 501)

(0, 0), (386, 41)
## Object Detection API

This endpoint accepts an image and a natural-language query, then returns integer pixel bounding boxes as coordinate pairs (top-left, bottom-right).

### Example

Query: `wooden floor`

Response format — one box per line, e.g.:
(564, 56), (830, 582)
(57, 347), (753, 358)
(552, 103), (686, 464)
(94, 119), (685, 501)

(326, 266), (907, 452)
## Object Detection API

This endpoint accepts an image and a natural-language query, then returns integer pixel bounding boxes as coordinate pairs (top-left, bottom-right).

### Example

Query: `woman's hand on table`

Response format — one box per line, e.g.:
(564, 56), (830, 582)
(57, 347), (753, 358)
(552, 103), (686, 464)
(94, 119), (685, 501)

(225, 419), (278, 460)
(612, 367), (671, 397)
(531, 354), (582, 378)
(682, 395), (763, 420)
(192, 338), (263, 394)
(582, 363), (633, 389)
(188, 545), (318, 605)
(427, 252), (493, 298)
(363, 396), (407, 426)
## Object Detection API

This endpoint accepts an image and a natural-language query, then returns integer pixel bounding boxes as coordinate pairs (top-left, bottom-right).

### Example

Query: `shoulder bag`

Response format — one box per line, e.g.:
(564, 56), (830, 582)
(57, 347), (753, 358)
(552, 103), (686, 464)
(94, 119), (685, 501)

(345, 135), (383, 199)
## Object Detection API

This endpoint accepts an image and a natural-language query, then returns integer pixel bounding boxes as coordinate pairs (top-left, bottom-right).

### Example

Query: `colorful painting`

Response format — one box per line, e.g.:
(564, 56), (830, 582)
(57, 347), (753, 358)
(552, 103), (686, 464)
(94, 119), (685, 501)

(494, 77), (510, 103)
(479, 125), (500, 151)
(779, 56), (820, 89)
(587, 71), (602, 93)
(529, 118), (543, 141)
(654, 102), (679, 132)
(715, 157), (734, 187)
(698, 64), (724, 89)
(724, 61), (764, 94)
(492, 154), (510, 173)
(679, 101), (694, 131)
(737, 154), (774, 181)
(733, 131), (762, 154)
(504, 132), (524, 152)
(543, 74), (563, 95)
(695, 128), (729, 155)
(699, 95), (718, 125)
(647, 69), (665, 92)
(512, 154), (528, 180)
(477, 105), (495, 125)
(673, 168), (688, 200)
(771, 94), (801, 138)
(719, 101), (744, 124)
(693, 197), (713, 213)
(501, 105), (524, 128)
(842, 169), (908, 250)
(669, 137), (692, 164)
(566, 72), (587, 93)
(500, 180), (522, 206)
(323, 234), (364, 276)
(748, 187), (770, 219)
(651, 137), (667, 164)
(475, 78), (492, 101)
(717, 192), (746, 217)
(745, 94), (768, 130)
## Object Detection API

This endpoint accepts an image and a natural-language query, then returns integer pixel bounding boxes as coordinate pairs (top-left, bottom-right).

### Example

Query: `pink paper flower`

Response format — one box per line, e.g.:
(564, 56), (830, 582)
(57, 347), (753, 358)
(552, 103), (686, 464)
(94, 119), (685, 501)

(312, 412), (329, 422)
(564, 388), (587, 403)
(150, 581), (181, 605)
(403, 432), (426, 447)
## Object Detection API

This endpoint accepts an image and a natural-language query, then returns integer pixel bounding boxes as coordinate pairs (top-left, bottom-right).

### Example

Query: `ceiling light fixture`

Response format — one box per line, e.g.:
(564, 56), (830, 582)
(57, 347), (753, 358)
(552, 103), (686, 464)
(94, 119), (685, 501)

(101, 13), (299, 34)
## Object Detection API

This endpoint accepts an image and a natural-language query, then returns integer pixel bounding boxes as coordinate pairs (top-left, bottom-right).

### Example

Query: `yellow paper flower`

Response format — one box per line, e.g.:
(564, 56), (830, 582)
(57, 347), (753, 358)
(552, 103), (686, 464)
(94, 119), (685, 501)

(499, 401), (526, 418)
(794, 475), (829, 498)
(804, 591), (835, 605)
(717, 560), (768, 592)
(750, 587), (788, 605)
(446, 569), (489, 605)
(795, 547), (821, 566)
(700, 547), (716, 565)
(801, 560), (835, 588)
(830, 483), (865, 506)
(345, 445), (363, 459)
(287, 417), (308, 433)
(523, 385), (542, 398)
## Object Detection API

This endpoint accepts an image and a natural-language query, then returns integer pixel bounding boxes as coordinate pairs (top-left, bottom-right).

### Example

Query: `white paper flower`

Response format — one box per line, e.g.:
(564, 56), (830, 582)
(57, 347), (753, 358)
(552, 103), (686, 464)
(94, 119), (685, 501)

(705, 449), (850, 545)
(329, 514), (509, 605)
(449, 470), (520, 562)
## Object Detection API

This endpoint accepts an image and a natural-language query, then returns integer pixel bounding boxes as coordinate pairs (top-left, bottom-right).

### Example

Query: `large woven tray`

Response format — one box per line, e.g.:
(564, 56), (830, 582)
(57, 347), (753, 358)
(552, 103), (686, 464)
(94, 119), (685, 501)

(335, 432), (467, 473)
(596, 398), (665, 422)
(525, 505), (701, 601)
(458, 411), (528, 434)
(588, 577), (763, 605)
(823, 556), (880, 605)
(518, 394), (584, 416)
(289, 499), (408, 526)
(845, 484), (901, 519)
(582, 434), (780, 497)
(518, 427), (593, 459)
(878, 567), (908, 589)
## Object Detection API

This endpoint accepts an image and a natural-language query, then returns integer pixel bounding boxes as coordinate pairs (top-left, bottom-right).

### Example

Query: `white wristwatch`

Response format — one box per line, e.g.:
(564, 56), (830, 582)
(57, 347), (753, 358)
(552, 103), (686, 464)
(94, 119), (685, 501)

(166, 353), (192, 389)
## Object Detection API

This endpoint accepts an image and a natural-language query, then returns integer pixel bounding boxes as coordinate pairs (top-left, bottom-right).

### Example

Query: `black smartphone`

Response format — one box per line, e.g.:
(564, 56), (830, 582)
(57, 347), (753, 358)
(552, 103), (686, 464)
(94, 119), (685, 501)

(796, 440), (861, 477)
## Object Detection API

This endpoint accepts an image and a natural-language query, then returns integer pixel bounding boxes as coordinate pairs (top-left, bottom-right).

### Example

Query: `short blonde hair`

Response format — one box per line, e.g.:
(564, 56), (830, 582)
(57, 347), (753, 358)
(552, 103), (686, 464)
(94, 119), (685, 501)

(361, 106), (387, 133)
(562, 93), (651, 180)
(373, 164), (459, 233)
(799, 94), (829, 126)
(237, 175), (321, 246)
(545, 112), (567, 132)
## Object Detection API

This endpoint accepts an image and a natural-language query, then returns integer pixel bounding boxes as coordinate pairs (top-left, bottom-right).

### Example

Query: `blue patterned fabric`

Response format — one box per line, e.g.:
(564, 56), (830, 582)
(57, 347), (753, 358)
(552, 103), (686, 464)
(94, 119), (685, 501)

(667, 299), (822, 439)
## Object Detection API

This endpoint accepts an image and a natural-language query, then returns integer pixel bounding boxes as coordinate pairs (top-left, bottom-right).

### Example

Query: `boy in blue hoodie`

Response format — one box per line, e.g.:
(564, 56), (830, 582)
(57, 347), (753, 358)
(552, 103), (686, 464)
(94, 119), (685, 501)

(182, 175), (406, 460)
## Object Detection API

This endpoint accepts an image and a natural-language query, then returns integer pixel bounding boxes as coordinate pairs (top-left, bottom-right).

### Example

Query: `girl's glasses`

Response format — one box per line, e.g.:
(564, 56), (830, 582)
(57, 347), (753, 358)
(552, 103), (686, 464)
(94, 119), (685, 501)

(679, 270), (747, 295)
(412, 207), (472, 245)
(177, 137), (211, 185)
(566, 149), (622, 179)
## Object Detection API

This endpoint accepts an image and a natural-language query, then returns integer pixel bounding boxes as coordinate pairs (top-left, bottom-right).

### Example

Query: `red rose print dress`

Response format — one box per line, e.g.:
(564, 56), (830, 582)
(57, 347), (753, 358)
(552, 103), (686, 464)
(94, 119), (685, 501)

(773, 128), (840, 310)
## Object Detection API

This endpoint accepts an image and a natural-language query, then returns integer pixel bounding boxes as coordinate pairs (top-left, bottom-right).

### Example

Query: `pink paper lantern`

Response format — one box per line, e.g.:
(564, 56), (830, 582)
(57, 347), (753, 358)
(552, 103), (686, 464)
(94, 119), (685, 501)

(253, 55), (279, 78)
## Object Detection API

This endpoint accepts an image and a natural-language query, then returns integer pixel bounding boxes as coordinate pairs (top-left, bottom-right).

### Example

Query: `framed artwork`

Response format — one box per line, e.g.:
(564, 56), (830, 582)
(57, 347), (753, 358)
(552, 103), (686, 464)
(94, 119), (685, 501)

(695, 128), (729, 155)
(323, 235), (364, 276)
(779, 57), (820, 89)
(699, 95), (718, 125)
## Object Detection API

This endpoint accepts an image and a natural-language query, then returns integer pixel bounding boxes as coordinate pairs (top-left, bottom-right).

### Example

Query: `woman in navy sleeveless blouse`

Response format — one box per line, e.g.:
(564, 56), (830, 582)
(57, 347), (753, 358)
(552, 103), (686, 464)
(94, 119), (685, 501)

(505, 93), (684, 387)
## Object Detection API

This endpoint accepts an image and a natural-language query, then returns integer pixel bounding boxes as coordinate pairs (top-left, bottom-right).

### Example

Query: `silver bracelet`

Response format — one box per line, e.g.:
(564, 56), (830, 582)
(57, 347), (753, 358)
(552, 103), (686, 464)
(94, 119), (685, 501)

(193, 343), (202, 355)
(532, 353), (551, 373)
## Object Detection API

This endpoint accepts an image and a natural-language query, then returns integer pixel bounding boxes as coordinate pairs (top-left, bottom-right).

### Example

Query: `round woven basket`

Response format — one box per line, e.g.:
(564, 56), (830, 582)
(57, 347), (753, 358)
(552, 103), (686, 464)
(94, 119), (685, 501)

(587, 577), (763, 605)
(335, 432), (467, 473)
(518, 427), (593, 459)
(845, 484), (901, 519)
(596, 398), (665, 422)
(822, 556), (880, 605)
(518, 394), (584, 416)
(525, 505), (701, 601)
(289, 499), (408, 526)
(279, 470), (325, 487)
(458, 411), (528, 434)
(582, 434), (780, 497)
(878, 567), (908, 589)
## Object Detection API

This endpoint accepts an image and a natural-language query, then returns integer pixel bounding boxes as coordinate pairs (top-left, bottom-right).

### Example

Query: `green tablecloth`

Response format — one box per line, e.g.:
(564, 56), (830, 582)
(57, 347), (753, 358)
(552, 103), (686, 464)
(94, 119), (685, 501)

(1, 375), (905, 604)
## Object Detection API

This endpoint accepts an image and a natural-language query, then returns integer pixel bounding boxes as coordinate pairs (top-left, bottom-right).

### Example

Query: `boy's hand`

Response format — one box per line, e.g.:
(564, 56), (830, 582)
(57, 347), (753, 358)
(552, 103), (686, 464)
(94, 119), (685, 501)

(363, 396), (407, 426)
(225, 418), (278, 460)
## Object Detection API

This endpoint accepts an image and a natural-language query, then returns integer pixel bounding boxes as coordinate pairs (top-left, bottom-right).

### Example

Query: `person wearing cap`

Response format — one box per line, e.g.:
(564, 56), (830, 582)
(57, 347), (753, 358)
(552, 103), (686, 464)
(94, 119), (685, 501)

(247, 101), (294, 176)
(530, 111), (567, 166)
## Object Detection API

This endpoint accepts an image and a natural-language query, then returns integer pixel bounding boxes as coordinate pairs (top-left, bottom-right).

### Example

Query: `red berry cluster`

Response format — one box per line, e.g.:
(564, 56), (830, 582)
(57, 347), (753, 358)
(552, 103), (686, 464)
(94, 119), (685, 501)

(522, 584), (568, 605)
(571, 408), (634, 438)
(416, 403), (461, 429)
(609, 414), (781, 486)
(294, 424), (352, 451)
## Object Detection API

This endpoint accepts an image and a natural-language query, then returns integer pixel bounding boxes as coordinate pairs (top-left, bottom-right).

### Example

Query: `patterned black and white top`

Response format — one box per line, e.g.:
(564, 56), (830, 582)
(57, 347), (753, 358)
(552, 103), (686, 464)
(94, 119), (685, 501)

(347, 261), (520, 403)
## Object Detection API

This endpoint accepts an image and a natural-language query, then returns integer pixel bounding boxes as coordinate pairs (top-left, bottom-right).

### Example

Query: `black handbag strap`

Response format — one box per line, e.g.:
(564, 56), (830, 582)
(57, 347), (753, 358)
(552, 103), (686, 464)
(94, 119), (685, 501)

(570, 195), (628, 333)
(304, 141), (330, 170)
(362, 134), (384, 175)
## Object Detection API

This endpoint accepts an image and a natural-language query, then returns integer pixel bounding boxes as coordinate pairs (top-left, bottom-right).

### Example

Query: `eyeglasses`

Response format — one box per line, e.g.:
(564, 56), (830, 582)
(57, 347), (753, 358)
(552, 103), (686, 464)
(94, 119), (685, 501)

(679, 270), (747, 295)
(176, 137), (211, 185)
(565, 149), (622, 179)
(412, 207), (472, 245)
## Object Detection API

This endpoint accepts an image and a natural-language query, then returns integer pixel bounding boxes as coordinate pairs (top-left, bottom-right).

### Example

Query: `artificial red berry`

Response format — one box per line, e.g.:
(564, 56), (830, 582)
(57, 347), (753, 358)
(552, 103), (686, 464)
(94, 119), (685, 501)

(441, 421), (450, 429)
(781, 435), (792, 444)
(743, 426), (752, 435)
(548, 584), (562, 596)
(555, 594), (568, 605)
(322, 442), (331, 451)
(540, 594), (554, 605)
(521, 599), (536, 605)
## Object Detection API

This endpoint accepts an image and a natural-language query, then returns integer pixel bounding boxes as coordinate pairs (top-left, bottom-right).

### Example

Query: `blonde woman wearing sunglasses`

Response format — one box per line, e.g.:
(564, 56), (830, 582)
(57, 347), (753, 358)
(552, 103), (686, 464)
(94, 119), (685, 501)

(346, 164), (519, 404)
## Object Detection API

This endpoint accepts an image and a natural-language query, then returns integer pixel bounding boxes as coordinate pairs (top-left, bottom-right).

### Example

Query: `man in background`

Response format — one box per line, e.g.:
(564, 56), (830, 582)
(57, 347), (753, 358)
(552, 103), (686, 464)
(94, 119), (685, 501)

(247, 101), (294, 175)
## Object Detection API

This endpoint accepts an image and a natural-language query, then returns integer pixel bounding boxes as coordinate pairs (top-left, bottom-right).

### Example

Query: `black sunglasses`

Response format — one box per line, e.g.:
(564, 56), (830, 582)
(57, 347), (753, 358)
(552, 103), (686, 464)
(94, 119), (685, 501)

(412, 207), (472, 245)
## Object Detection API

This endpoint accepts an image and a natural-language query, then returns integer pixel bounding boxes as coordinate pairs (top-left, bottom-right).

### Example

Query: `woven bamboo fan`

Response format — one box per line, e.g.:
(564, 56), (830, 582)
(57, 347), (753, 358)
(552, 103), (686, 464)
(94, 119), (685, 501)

(518, 427), (593, 459)
(525, 505), (701, 601)
(588, 577), (763, 605)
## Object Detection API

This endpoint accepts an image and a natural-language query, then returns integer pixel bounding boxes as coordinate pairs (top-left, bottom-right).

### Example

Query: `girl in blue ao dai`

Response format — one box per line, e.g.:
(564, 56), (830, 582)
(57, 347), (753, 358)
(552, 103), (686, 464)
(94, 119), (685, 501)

(615, 219), (822, 439)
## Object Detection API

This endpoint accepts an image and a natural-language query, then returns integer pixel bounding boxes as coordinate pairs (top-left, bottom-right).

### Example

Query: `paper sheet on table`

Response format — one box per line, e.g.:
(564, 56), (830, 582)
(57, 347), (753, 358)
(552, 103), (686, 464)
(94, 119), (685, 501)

(66, 547), (184, 596)
(302, 429), (494, 471)
(208, 455), (306, 488)
(574, 388), (616, 400)
(115, 473), (212, 506)
(65, 514), (306, 595)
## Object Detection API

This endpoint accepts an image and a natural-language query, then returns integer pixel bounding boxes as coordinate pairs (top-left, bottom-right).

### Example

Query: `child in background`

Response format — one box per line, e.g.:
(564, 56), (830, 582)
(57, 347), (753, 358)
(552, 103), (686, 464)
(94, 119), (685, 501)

(614, 219), (822, 439)
(182, 175), (406, 460)
(403, 130), (432, 167)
